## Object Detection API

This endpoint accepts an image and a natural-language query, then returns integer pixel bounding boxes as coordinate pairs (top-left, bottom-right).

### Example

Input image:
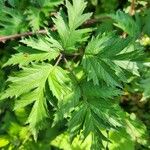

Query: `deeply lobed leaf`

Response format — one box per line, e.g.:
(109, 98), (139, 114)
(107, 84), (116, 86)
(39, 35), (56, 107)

(82, 33), (143, 86)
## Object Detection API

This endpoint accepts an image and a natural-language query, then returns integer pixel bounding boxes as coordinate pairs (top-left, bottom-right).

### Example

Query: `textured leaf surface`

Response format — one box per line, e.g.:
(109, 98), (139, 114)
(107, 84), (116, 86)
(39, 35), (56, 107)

(109, 11), (140, 37)
(0, 5), (26, 35)
(1, 64), (74, 139)
(53, 0), (92, 51)
(82, 33), (143, 86)
(25, 7), (44, 31)
(4, 35), (61, 67)
(68, 82), (124, 149)
(69, 99), (123, 149)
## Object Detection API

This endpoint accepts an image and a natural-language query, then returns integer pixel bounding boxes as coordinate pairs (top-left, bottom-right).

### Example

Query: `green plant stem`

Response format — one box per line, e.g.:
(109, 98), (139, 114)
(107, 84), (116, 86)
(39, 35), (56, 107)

(54, 54), (63, 66)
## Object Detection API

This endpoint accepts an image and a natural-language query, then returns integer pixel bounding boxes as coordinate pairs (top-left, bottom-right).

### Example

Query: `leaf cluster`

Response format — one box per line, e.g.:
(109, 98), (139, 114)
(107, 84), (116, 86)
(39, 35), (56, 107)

(0, 0), (150, 149)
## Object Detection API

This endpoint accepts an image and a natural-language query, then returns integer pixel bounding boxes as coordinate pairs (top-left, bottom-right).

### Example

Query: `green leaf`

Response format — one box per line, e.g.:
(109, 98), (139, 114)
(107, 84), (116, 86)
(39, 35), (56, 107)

(0, 136), (9, 148)
(14, 89), (40, 110)
(1, 64), (52, 139)
(20, 34), (63, 52)
(66, 0), (92, 30)
(25, 7), (45, 31)
(27, 89), (48, 140)
(1, 64), (51, 99)
(53, 83), (81, 126)
(48, 66), (72, 100)
(51, 132), (91, 150)
(67, 64), (128, 149)
(109, 10), (140, 37)
(82, 33), (143, 86)
(0, 5), (27, 35)
(53, 0), (92, 51)
(3, 35), (61, 67)
(81, 81), (121, 99)
(68, 98), (123, 149)
(108, 129), (135, 150)
(24, 0), (63, 31)
(1, 64), (74, 139)
(68, 104), (87, 142)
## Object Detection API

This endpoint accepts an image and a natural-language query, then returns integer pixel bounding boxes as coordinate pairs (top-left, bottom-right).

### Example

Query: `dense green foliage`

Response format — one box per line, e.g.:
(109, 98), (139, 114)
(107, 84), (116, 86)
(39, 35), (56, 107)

(0, 0), (150, 149)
